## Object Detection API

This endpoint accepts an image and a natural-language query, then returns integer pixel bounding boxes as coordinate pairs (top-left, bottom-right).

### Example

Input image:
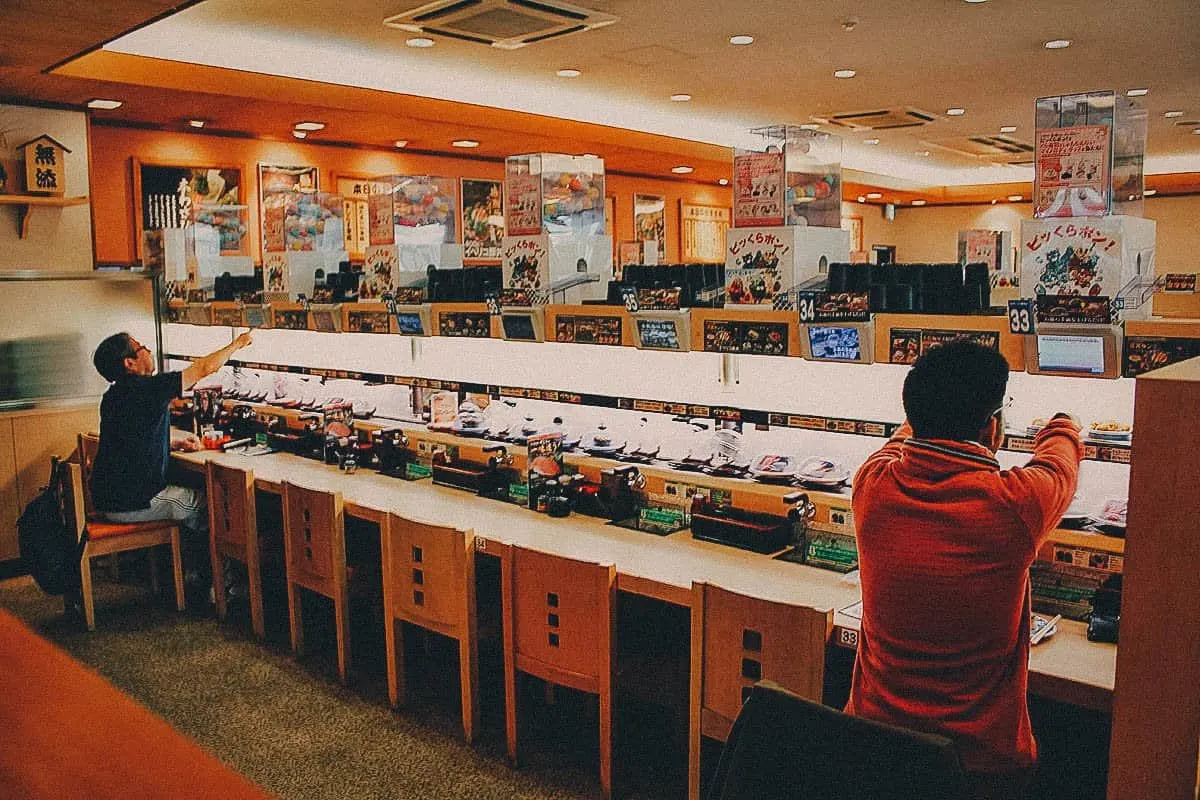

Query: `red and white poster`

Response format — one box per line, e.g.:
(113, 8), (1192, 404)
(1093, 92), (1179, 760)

(263, 205), (286, 253)
(733, 151), (785, 228)
(1034, 125), (1111, 219)
(505, 173), (541, 235)
(368, 191), (395, 245)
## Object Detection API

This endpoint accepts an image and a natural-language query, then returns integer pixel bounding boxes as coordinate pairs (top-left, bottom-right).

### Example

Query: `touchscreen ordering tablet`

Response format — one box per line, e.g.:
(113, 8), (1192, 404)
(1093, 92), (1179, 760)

(800, 323), (874, 364)
(393, 305), (431, 336)
(632, 312), (691, 352)
(1026, 324), (1121, 379)
(500, 310), (545, 342)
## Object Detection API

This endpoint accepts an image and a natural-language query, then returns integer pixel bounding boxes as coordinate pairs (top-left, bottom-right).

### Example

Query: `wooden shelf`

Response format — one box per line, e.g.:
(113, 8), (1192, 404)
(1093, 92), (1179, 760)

(0, 194), (89, 239)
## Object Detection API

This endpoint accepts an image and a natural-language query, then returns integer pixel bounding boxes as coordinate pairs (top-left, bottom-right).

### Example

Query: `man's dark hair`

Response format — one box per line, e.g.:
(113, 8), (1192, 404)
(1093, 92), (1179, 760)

(902, 339), (1009, 441)
(93, 332), (137, 382)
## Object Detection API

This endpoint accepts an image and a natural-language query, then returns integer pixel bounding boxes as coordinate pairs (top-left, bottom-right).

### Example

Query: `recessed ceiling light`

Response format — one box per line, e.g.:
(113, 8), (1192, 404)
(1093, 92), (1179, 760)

(917, 150), (931, 156)
(798, 123), (821, 130)
(406, 37), (435, 48)
(452, 139), (480, 148)
(293, 131), (308, 139)
(1143, 189), (1157, 196)
(394, 140), (408, 148)
(999, 125), (1018, 133)
(863, 138), (880, 145)
(866, 192), (882, 199)
(946, 108), (966, 116)
(729, 35), (754, 45)
(670, 93), (692, 102)
(87, 99), (123, 110)
(1164, 110), (1184, 118)
(294, 121), (325, 131)
(556, 68), (581, 78)
(1194, 128), (1200, 135)
(188, 119), (206, 128)
(834, 69), (857, 79)
(581, 153), (599, 158)
(911, 199), (927, 206)
(671, 165), (694, 174)
(1043, 39), (1071, 49)
(1126, 88), (1149, 97)
(991, 199), (999, 204)
(718, 178), (729, 186)
(857, 196), (866, 203)
(1007, 194), (1023, 201)
(963, 0), (988, 3)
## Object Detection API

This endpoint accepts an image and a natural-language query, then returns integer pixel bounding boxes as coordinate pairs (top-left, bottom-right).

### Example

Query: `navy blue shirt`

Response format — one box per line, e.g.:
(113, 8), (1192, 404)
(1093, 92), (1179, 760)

(90, 371), (183, 512)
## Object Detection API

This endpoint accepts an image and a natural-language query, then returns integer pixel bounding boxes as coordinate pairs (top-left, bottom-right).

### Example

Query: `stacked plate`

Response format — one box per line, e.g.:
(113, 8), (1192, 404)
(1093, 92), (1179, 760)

(750, 454), (797, 483)
(1088, 425), (1132, 443)
(795, 457), (851, 489)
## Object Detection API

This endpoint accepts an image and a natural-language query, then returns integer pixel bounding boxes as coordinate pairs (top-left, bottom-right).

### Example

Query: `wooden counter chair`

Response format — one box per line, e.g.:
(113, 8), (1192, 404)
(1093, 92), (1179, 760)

(381, 512), (478, 742)
(688, 582), (832, 800)
(503, 545), (616, 798)
(206, 461), (264, 639)
(63, 455), (185, 632)
(281, 481), (351, 683)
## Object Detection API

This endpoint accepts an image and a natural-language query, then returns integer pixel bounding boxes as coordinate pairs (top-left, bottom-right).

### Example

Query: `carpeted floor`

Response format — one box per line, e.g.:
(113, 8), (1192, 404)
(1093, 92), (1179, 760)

(0, 572), (684, 800)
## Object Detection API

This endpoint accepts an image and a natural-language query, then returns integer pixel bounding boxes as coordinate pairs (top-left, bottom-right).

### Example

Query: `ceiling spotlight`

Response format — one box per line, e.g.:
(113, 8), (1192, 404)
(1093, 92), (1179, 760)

(946, 108), (966, 116)
(911, 199), (927, 206)
(294, 121), (326, 131)
(857, 196), (866, 203)
(406, 37), (435, 47)
(671, 165), (694, 174)
(718, 178), (729, 186)
(293, 131), (308, 139)
(188, 119), (206, 128)
(834, 69), (857, 79)
(394, 140), (408, 148)
(452, 139), (480, 148)
(729, 35), (754, 45)
(87, 99), (123, 110)
(1126, 88), (1149, 97)
(1164, 110), (1184, 118)
(1007, 194), (1023, 202)
(866, 192), (882, 199)
(670, 93), (692, 102)
(1143, 189), (1157, 196)
(1043, 39), (1071, 49)
(863, 138), (880, 145)
(556, 68), (581, 78)
(999, 125), (1018, 133)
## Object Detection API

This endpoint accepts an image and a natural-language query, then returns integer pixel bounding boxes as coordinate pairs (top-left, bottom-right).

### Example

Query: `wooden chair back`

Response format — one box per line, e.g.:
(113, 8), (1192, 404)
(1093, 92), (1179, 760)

(511, 546), (615, 694)
(382, 513), (471, 633)
(281, 482), (345, 591)
(60, 462), (86, 543)
(693, 582), (831, 739)
(207, 462), (256, 559)
(77, 433), (101, 517)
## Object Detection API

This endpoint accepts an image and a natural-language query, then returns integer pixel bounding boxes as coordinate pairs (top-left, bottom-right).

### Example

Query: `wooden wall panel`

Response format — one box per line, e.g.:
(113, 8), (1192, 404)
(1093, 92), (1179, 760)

(0, 420), (19, 562)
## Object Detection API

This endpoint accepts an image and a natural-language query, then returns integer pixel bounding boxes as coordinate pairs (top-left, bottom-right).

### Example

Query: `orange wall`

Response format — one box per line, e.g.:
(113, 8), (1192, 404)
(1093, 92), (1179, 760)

(89, 126), (732, 266)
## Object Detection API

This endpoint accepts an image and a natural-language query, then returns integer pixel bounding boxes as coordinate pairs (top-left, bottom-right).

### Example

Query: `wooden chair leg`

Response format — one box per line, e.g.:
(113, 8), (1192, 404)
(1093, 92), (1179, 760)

(247, 563), (265, 640)
(459, 634), (479, 744)
(211, 553), (228, 621)
(169, 528), (185, 612)
(386, 617), (405, 708)
(599, 686), (613, 800)
(334, 586), (351, 684)
(79, 552), (96, 632)
(287, 582), (304, 656)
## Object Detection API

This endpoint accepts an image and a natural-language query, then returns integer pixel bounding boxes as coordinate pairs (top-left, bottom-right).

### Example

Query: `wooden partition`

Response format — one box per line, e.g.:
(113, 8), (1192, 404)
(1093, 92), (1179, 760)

(1108, 356), (1200, 799)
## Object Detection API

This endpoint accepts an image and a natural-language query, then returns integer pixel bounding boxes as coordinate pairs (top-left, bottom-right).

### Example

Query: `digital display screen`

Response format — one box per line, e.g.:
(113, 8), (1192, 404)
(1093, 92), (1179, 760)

(636, 318), (681, 350)
(502, 313), (537, 341)
(394, 312), (426, 336)
(808, 326), (861, 361)
(244, 308), (266, 328)
(1037, 334), (1106, 374)
(312, 311), (337, 332)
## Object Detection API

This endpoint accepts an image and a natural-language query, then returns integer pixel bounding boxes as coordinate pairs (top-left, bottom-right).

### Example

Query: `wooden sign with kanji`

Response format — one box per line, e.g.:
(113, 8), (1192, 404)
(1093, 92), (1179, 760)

(18, 135), (70, 196)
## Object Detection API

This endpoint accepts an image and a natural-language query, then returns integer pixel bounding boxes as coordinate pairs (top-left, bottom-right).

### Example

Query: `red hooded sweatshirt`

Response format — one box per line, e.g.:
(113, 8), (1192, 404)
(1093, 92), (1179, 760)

(845, 417), (1083, 772)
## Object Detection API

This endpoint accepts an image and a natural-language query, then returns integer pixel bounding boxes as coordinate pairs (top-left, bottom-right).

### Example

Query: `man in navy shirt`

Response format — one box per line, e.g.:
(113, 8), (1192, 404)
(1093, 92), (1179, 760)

(89, 331), (252, 562)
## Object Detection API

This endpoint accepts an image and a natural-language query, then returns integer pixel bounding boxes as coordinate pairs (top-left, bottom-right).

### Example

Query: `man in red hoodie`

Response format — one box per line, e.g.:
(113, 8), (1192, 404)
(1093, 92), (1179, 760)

(845, 340), (1083, 800)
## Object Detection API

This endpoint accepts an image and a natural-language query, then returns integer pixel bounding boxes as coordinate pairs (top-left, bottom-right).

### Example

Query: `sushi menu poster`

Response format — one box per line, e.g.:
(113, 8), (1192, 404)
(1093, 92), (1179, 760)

(526, 432), (564, 502)
(889, 328), (1000, 364)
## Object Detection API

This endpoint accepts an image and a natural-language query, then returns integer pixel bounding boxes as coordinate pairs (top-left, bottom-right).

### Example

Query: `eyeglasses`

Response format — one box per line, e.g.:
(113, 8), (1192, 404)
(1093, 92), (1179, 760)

(991, 395), (1014, 419)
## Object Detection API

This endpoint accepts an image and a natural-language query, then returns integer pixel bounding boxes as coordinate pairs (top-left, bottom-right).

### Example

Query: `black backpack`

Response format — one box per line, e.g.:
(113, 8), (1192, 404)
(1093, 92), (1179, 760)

(17, 457), (81, 596)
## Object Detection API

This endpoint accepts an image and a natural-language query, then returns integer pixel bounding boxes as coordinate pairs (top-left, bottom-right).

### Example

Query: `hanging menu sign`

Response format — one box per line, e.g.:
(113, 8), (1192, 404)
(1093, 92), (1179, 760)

(733, 151), (785, 227)
(1035, 295), (1113, 325)
(888, 328), (1000, 364)
(263, 205), (286, 253)
(1034, 125), (1111, 219)
(797, 291), (870, 323)
(368, 191), (395, 245)
(505, 173), (541, 235)
(1162, 273), (1197, 293)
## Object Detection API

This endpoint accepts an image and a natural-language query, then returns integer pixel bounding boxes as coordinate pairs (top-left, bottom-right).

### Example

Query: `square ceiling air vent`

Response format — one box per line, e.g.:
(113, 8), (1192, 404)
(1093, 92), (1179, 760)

(927, 134), (1036, 165)
(384, 0), (617, 49)
(811, 108), (938, 131)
